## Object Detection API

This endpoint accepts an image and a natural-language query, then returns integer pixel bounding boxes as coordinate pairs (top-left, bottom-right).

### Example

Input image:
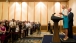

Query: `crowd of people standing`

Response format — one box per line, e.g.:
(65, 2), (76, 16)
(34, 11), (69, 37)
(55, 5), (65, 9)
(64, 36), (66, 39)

(0, 19), (41, 43)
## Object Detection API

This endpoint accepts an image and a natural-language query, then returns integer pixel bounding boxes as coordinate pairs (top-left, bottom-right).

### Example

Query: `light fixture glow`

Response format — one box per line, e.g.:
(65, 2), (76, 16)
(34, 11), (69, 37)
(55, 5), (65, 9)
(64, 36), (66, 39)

(15, 2), (21, 11)
(55, 2), (60, 7)
(37, 2), (45, 8)
(22, 2), (27, 6)
(55, 2), (60, 16)
(22, 2), (27, 12)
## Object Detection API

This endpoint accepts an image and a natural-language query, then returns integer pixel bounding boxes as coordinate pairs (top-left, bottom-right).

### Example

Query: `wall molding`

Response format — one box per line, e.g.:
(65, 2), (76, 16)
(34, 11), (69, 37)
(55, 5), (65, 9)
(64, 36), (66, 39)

(0, 0), (69, 2)
(41, 25), (76, 33)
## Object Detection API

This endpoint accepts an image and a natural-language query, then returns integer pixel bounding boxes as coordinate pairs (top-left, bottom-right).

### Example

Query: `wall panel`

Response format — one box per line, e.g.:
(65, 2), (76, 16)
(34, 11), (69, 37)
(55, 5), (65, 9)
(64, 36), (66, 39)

(22, 2), (28, 21)
(9, 2), (15, 20)
(3, 2), (8, 20)
(0, 2), (2, 20)
(55, 2), (60, 15)
(28, 2), (34, 22)
(48, 2), (54, 25)
(0, 2), (71, 27)
(15, 2), (21, 20)
(41, 2), (47, 25)
(35, 2), (40, 22)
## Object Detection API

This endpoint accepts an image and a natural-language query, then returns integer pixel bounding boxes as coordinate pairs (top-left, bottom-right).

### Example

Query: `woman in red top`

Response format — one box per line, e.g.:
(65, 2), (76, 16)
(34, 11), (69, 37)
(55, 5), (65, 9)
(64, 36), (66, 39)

(0, 22), (6, 43)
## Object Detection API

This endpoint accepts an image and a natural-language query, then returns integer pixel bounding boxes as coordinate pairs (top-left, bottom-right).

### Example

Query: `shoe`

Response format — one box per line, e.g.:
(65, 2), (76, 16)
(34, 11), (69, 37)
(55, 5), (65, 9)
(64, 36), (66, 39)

(63, 37), (68, 40)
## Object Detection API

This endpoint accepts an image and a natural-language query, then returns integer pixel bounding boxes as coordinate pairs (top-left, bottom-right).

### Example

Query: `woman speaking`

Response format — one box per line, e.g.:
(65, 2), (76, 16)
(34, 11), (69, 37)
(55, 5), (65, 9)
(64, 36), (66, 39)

(59, 5), (68, 41)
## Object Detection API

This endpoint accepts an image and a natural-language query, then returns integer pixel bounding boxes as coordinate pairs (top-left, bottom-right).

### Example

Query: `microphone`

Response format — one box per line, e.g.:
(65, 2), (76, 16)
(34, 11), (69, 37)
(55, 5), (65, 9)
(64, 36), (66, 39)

(54, 13), (56, 14)
(52, 13), (56, 16)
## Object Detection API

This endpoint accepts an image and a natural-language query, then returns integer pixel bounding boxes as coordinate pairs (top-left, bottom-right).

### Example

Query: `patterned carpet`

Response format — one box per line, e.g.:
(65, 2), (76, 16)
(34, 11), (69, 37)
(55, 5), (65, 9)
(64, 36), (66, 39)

(14, 38), (42, 43)
(27, 32), (54, 37)
(10, 32), (76, 43)
(14, 32), (52, 43)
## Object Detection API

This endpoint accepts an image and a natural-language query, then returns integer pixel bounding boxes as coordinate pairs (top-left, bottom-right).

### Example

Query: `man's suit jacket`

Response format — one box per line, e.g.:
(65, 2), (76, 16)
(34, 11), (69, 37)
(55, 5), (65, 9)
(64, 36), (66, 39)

(48, 23), (51, 28)
(68, 12), (74, 26)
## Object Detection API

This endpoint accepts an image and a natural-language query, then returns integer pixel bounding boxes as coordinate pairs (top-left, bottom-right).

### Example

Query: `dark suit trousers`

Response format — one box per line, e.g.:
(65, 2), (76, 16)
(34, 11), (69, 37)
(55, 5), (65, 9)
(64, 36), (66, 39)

(68, 25), (73, 38)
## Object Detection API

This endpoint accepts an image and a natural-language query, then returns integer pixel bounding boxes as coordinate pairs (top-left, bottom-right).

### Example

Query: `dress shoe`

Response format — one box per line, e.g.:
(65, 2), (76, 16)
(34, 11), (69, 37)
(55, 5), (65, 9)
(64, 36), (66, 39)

(63, 37), (68, 41)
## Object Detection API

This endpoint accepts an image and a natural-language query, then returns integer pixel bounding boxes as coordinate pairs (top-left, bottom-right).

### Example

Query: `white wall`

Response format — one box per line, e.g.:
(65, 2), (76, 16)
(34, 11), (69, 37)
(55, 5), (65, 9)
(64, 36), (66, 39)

(0, 2), (67, 25)
(69, 0), (76, 26)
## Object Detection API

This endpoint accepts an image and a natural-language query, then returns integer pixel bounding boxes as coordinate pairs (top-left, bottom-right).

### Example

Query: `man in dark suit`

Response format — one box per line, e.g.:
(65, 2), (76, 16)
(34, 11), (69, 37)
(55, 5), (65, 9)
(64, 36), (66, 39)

(48, 21), (53, 34)
(37, 22), (41, 34)
(68, 8), (74, 39)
